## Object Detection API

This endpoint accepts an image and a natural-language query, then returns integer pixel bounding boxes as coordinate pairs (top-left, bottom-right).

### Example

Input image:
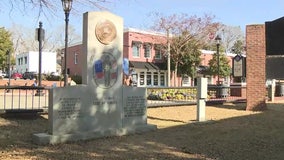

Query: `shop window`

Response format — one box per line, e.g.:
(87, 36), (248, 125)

(140, 72), (144, 86)
(160, 73), (165, 86)
(153, 72), (158, 86)
(147, 72), (152, 85)
(132, 74), (137, 86)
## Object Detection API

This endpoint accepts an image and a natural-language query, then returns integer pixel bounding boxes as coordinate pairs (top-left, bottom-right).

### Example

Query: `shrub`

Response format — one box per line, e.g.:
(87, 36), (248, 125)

(71, 75), (82, 84)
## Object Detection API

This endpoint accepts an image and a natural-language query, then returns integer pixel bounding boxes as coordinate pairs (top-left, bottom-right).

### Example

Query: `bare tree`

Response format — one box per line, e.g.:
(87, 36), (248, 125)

(9, 24), (38, 53)
(46, 24), (81, 51)
(219, 25), (244, 53)
(9, 23), (81, 54)
(1, 0), (108, 14)
(151, 13), (221, 86)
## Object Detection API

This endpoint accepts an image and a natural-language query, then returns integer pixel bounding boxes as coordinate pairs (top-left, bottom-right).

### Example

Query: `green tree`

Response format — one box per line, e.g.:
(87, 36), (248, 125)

(0, 27), (14, 71)
(208, 52), (231, 82)
(171, 35), (201, 78)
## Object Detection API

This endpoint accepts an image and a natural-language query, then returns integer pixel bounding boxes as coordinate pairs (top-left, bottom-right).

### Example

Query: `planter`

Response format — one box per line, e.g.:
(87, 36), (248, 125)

(275, 82), (284, 96)
(216, 85), (229, 98)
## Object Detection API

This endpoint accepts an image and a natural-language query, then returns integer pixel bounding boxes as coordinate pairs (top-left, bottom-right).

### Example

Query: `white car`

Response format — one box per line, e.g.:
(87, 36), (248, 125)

(0, 72), (6, 78)
(51, 72), (60, 77)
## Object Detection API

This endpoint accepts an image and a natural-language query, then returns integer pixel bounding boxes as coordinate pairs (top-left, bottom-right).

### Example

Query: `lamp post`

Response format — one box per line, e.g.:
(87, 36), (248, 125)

(215, 35), (221, 85)
(61, 0), (73, 87)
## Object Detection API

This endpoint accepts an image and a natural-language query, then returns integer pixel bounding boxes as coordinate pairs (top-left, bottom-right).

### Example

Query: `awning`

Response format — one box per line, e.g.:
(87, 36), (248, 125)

(129, 61), (166, 71)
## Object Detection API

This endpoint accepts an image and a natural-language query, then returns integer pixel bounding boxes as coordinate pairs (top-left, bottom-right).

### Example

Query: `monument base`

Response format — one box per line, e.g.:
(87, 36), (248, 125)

(32, 124), (157, 145)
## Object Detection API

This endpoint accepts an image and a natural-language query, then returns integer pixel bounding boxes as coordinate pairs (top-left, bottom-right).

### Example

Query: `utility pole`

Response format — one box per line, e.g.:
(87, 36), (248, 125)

(167, 28), (171, 87)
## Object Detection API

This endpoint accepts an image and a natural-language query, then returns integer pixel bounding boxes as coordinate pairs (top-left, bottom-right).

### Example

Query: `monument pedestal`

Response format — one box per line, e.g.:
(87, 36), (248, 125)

(33, 86), (157, 145)
(33, 124), (157, 145)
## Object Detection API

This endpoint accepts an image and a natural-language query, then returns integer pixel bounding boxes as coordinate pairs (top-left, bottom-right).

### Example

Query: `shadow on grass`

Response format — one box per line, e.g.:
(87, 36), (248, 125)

(1, 103), (284, 160)
(209, 102), (247, 111)
(0, 112), (44, 120)
(147, 116), (188, 124)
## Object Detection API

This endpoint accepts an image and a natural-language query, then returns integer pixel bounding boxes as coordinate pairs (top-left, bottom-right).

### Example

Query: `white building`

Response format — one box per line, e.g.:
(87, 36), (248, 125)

(15, 51), (57, 74)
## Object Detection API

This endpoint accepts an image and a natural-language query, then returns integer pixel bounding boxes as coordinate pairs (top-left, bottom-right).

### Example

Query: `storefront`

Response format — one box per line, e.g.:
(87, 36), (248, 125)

(129, 61), (167, 87)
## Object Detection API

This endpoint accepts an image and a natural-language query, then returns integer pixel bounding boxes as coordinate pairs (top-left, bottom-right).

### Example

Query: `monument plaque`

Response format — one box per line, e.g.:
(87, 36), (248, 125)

(95, 19), (117, 45)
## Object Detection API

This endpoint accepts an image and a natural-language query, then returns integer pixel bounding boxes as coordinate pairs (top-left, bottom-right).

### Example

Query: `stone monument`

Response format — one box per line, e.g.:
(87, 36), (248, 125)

(33, 11), (156, 144)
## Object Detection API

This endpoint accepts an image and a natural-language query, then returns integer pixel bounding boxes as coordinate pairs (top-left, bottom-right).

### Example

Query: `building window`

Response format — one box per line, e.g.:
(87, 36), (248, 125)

(147, 72), (151, 85)
(144, 43), (152, 58)
(132, 41), (141, 58)
(24, 57), (27, 64)
(74, 53), (78, 64)
(154, 49), (162, 59)
(18, 57), (23, 65)
(208, 76), (213, 85)
(154, 44), (163, 59)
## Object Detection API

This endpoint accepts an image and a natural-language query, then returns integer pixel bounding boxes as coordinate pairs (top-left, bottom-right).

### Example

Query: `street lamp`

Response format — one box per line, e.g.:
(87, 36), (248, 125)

(215, 35), (221, 85)
(61, 0), (73, 86)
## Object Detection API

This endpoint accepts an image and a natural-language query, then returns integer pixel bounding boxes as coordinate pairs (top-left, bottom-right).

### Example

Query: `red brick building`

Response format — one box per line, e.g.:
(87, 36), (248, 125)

(62, 28), (235, 87)
(123, 28), (168, 87)
(61, 42), (83, 77)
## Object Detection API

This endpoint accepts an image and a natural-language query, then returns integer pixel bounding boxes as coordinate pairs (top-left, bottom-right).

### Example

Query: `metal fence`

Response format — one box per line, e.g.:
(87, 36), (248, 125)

(0, 83), (256, 112)
(0, 86), (50, 113)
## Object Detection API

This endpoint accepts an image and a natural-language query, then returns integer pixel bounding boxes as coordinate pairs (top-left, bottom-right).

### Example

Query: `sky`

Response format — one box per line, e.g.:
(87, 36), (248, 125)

(1, 0), (284, 35)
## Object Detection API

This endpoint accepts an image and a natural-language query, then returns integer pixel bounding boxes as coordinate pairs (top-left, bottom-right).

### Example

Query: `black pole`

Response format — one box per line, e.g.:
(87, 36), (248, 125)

(64, 12), (70, 86)
(217, 43), (220, 85)
(7, 50), (10, 86)
(38, 22), (43, 87)
(6, 50), (11, 92)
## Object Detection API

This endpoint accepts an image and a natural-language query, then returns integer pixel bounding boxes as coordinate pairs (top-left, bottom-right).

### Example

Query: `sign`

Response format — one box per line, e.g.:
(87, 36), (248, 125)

(233, 55), (245, 77)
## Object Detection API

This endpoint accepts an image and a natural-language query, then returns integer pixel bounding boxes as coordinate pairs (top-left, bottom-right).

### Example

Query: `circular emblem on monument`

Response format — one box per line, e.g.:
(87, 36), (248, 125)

(93, 53), (118, 89)
(95, 20), (117, 45)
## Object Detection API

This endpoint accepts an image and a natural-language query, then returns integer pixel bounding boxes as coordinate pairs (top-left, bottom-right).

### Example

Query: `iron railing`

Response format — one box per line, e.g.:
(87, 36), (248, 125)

(0, 85), (50, 113)
(4, 83), (284, 112)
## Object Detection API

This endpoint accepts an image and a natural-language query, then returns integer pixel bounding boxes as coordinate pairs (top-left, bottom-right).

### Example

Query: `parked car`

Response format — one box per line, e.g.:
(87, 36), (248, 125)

(23, 72), (37, 80)
(50, 72), (60, 77)
(11, 73), (23, 80)
(0, 72), (6, 78)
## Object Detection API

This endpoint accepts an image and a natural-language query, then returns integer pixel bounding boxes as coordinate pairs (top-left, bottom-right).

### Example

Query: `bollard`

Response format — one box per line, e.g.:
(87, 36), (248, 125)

(196, 77), (207, 122)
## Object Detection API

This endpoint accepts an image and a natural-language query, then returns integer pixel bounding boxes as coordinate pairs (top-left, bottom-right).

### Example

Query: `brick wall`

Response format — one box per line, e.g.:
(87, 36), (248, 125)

(246, 25), (267, 111)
